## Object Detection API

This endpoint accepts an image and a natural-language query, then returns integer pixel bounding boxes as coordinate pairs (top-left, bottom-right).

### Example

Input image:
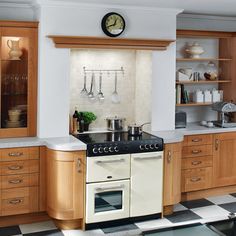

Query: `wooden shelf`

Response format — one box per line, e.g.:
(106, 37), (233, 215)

(176, 58), (232, 62)
(176, 103), (213, 107)
(176, 80), (231, 84)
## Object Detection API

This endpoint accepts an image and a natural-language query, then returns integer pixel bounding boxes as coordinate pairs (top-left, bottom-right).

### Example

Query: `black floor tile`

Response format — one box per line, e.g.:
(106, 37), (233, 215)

(101, 223), (139, 234)
(23, 229), (63, 236)
(181, 198), (214, 209)
(0, 225), (21, 236)
(165, 210), (202, 223)
(219, 202), (236, 213)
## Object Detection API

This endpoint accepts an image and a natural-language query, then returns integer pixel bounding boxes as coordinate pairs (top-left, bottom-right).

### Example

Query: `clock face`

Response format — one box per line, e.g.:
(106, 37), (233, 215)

(101, 12), (125, 37)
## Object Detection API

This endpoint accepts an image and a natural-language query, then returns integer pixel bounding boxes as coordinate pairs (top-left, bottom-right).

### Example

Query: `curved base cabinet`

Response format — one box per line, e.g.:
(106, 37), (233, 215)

(46, 148), (85, 229)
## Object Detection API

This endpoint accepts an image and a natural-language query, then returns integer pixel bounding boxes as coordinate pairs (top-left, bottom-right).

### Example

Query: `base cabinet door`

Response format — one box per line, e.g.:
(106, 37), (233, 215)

(130, 152), (163, 217)
(163, 143), (182, 207)
(46, 149), (85, 221)
(213, 133), (236, 187)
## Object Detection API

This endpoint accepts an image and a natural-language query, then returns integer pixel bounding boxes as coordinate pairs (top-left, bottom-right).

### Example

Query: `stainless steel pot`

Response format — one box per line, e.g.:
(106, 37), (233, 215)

(106, 116), (125, 131)
(128, 122), (151, 136)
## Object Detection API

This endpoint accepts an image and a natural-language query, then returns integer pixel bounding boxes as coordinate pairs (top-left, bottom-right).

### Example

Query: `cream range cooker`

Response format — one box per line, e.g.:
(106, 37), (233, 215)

(76, 131), (164, 229)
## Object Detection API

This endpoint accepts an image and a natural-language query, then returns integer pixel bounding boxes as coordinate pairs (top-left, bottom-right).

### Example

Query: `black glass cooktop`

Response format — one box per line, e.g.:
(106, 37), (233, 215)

(74, 131), (164, 157)
(75, 131), (159, 144)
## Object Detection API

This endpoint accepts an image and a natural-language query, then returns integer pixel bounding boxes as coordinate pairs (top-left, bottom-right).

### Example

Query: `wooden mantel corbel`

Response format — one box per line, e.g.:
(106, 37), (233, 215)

(47, 35), (174, 50)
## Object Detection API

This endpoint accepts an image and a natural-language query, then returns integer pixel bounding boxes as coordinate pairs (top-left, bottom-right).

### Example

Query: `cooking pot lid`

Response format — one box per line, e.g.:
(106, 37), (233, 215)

(128, 123), (141, 127)
(106, 116), (125, 120)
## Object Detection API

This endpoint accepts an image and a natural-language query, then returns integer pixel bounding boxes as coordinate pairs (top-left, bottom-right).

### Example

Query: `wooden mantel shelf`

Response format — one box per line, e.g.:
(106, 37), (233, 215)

(47, 35), (174, 50)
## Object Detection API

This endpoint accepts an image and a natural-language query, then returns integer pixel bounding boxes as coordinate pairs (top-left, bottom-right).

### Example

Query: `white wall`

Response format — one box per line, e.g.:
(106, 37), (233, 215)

(36, 1), (180, 137)
(0, 2), (36, 21)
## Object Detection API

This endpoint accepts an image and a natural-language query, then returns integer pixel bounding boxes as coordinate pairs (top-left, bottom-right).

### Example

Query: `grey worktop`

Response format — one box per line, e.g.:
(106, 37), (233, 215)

(0, 135), (86, 151)
(1, 122), (236, 150)
(151, 122), (236, 144)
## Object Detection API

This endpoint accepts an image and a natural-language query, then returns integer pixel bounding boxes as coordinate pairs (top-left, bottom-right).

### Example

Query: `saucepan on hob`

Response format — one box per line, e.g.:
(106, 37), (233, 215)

(128, 122), (151, 136)
(106, 116), (126, 131)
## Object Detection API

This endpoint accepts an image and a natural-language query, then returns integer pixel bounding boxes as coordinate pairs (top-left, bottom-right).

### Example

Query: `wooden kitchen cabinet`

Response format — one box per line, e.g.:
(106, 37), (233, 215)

(213, 132), (236, 187)
(0, 147), (40, 216)
(181, 134), (213, 193)
(0, 21), (38, 138)
(46, 149), (86, 229)
(163, 142), (182, 212)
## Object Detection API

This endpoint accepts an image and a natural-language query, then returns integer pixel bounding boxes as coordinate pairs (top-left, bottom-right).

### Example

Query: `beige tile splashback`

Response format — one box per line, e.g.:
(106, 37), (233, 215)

(70, 49), (152, 130)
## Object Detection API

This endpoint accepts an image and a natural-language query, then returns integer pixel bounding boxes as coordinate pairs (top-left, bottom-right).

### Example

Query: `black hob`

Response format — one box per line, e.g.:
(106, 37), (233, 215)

(74, 131), (163, 157)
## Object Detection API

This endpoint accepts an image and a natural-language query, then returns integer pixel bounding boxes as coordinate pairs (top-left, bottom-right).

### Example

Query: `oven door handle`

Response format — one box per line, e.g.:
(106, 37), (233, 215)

(96, 159), (125, 164)
(133, 155), (162, 160)
(95, 184), (124, 191)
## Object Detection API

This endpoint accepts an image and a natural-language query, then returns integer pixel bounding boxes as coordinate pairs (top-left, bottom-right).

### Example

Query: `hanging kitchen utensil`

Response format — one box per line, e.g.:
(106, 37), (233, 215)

(80, 73), (88, 97)
(88, 72), (95, 100)
(111, 72), (120, 104)
(97, 72), (105, 101)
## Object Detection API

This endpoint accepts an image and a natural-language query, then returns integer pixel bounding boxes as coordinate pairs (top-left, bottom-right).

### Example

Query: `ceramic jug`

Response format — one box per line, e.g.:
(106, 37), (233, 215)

(7, 40), (22, 60)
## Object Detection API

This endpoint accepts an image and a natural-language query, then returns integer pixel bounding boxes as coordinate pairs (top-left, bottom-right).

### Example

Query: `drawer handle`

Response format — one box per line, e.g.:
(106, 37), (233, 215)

(8, 179), (23, 184)
(96, 159), (125, 164)
(192, 138), (202, 143)
(8, 152), (23, 157)
(192, 150), (202, 154)
(190, 177), (201, 182)
(8, 199), (23, 204)
(192, 161), (202, 166)
(8, 165), (23, 170)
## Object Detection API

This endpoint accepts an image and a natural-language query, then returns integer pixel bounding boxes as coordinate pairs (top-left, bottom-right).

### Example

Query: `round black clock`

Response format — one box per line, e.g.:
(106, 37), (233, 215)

(101, 12), (125, 37)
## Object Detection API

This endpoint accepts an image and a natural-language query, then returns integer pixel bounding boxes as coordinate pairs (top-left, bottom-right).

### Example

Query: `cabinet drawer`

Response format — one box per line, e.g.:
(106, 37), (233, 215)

(182, 145), (212, 158)
(1, 187), (39, 216)
(182, 156), (213, 169)
(184, 135), (213, 147)
(182, 167), (212, 192)
(1, 147), (39, 162)
(1, 160), (39, 175)
(2, 173), (39, 189)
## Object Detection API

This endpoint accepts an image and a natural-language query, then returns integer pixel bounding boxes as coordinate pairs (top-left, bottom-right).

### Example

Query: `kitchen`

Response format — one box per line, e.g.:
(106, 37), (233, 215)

(1, 1), (236, 236)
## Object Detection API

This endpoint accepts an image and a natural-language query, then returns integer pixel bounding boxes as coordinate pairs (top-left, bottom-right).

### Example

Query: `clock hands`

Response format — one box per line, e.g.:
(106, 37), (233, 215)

(107, 18), (118, 28)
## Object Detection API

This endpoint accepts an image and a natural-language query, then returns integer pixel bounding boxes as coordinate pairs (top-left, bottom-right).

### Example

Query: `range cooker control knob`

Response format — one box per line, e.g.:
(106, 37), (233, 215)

(109, 147), (114, 153)
(98, 147), (103, 154)
(104, 147), (109, 153)
(155, 144), (159, 149)
(139, 145), (145, 150)
(93, 148), (98, 154)
(150, 144), (155, 150)
(114, 146), (119, 152)
(145, 144), (150, 150)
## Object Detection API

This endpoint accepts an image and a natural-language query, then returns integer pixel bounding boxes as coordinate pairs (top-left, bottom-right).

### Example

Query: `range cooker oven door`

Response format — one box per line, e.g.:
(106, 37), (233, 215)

(86, 179), (130, 223)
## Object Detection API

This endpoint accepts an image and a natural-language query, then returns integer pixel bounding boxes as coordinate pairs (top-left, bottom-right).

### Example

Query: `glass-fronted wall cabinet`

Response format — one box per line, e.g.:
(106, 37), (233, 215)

(0, 21), (38, 138)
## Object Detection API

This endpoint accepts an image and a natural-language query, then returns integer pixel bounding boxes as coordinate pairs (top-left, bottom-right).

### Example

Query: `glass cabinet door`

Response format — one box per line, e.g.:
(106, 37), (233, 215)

(0, 23), (38, 137)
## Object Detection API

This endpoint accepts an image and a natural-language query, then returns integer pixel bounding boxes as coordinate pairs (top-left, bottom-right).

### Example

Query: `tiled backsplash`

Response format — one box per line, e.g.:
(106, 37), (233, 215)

(70, 49), (152, 130)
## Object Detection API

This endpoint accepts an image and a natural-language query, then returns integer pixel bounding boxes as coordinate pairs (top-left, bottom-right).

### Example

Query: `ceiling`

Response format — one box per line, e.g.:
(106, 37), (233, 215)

(1, 0), (236, 17)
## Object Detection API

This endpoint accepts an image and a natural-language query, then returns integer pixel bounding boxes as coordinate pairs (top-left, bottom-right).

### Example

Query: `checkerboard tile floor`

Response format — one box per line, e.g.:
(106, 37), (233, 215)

(3, 193), (236, 236)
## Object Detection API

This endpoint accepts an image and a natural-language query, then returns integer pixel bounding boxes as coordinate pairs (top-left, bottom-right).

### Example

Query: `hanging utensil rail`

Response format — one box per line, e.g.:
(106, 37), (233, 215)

(83, 66), (124, 76)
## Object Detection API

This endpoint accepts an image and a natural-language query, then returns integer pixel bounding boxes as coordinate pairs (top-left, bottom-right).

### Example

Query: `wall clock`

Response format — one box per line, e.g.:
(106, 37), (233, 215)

(101, 12), (125, 37)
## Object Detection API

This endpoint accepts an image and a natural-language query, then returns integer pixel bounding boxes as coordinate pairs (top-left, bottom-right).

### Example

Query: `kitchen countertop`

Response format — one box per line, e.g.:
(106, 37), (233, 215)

(0, 135), (86, 151)
(1, 122), (236, 150)
(151, 122), (236, 144)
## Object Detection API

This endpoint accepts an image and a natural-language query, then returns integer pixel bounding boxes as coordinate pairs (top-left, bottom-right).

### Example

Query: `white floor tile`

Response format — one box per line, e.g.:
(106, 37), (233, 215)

(191, 205), (230, 219)
(19, 220), (57, 234)
(106, 229), (142, 236)
(173, 203), (188, 212)
(135, 218), (172, 231)
(62, 229), (104, 236)
(207, 194), (236, 205)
